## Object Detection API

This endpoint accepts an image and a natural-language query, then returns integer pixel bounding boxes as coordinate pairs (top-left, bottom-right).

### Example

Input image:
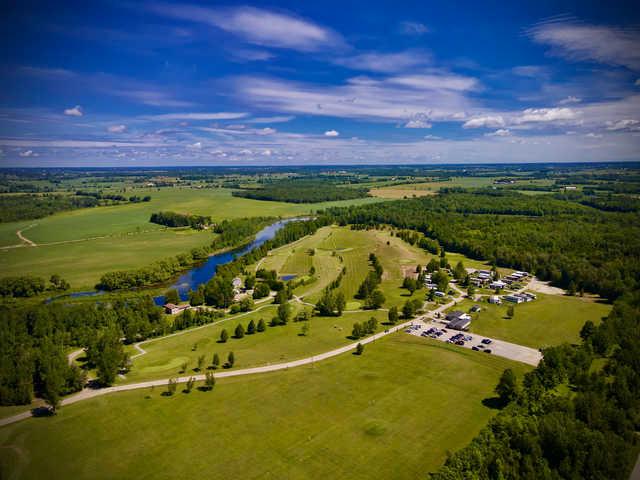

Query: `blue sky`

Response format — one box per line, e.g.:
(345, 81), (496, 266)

(1, 0), (639, 166)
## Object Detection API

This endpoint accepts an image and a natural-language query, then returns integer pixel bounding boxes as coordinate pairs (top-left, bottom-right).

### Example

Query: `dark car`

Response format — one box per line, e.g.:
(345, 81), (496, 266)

(483, 349), (492, 354)
(482, 338), (492, 345)
(472, 346), (479, 351)
(455, 340), (465, 346)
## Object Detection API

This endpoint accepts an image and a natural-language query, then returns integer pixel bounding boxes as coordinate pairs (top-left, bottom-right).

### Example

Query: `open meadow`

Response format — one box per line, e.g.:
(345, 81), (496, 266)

(0, 188), (381, 290)
(0, 333), (531, 480)
(449, 294), (611, 348)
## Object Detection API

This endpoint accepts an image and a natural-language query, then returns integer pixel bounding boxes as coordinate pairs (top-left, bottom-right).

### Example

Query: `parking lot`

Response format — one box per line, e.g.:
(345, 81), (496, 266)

(405, 320), (542, 366)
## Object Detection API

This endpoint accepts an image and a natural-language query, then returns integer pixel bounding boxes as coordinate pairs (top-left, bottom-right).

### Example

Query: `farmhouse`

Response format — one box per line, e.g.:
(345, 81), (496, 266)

(446, 311), (472, 330)
(164, 303), (188, 315)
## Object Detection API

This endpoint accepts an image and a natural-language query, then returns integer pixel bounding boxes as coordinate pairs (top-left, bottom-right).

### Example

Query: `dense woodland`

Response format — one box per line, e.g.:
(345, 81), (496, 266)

(232, 179), (369, 203)
(432, 292), (640, 479)
(325, 190), (640, 300)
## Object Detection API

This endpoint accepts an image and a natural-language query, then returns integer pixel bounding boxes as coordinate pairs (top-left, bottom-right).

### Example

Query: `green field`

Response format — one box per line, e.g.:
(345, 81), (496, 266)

(0, 189), (382, 289)
(450, 294), (611, 348)
(0, 334), (531, 480)
(122, 305), (388, 384)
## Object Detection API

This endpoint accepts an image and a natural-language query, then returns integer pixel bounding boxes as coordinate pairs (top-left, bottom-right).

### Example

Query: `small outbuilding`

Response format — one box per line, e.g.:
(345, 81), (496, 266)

(164, 303), (188, 315)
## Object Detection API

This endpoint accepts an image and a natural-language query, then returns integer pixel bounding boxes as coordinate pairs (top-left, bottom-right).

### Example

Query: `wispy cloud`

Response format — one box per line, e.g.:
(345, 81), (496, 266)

(246, 115), (294, 124)
(399, 21), (429, 36)
(528, 18), (640, 70)
(107, 124), (127, 133)
(334, 50), (431, 73)
(146, 4), (344, 52)
(143, 112), (248, 121)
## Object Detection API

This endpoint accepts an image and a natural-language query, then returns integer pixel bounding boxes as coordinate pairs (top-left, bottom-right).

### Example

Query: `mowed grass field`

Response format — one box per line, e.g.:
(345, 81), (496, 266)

(0, 334), (531, 480)
(450, 294), (611, 348)
(123, 305), (388, 384)
(0, 188), (382, 289)
(0, 228), (213, 290)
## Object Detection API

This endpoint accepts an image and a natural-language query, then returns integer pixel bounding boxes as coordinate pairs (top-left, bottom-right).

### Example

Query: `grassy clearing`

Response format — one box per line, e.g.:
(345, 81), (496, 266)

(0, 228), (213, 290)
(369, 177), (495, 199)
(450, 294), (612, 348)
(0, 334), (531, 480)
(122, 306), (388, 384)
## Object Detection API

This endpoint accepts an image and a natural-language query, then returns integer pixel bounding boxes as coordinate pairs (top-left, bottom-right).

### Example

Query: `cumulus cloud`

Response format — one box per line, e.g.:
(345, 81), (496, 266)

(399, 21), (429, 36)
(261, 149), (272, 156)
(64, 105), (83, 116)
(528, 18), (640, 70)
(404, 119), (432, 129)
(147, 4), (344, 52)
(558, 96), (581, 105)
(107, 124), (127, 133)
(324, 130), (340, 137)
(463, 115), (505, 128)
(486, 129), (512, 137)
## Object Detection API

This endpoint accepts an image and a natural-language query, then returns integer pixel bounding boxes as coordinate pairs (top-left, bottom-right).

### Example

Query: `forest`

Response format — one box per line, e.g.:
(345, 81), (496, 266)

(324, 190), (640, 300)
(431, 291), (640, 479)
(232, 179), (369, 203)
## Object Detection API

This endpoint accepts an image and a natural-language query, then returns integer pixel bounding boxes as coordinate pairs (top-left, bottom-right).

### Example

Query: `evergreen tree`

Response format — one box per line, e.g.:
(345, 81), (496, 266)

(355, 343), (364, 355)
(495, 368), (518, 405)
(352, 322), (363, 339)
(212, 353), (220, 369)
(227, 351), (235, 368)
(204, 372), (216, 390)
(219, 329), (229, 343)
(247, 319), (256, 334)
(257, 318), (266, 332)
(235, 323), (245, 338)
(277, 301), (291, 325)
(196, 355), (205, 372)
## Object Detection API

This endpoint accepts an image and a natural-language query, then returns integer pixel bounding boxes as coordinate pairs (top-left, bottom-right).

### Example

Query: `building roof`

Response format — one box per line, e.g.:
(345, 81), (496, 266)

(447, 317), (471, 330)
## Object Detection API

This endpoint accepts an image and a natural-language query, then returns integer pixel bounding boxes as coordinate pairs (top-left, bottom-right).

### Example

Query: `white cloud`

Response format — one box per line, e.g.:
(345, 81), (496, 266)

(585, 132), (603, 138)
(515, 107), (578, 123)
(605, 119), (640, 131)
(558, 96), (581, 105)
(399, 21), (429, 36)
(258, 127), (277, 135)
(107, 124), (127, 133)
(528, 19), (640, 70)
(334, 50), (431, 73)
(463, 115), (505, 128)
(261, 149), (272, 156)
(19, 150), (37, 157)
(147, 4), (344, 52)
(387, 74), (478, 91)
(144, 112), (248, 121)
(486, 129), (511, 137)
(246, 115), (294, 124)
(423, 135), (442, 140)
(404, 119), (432, 129)
(188, 142), (202, 149)
(512, 65), (547, 77)
(324, 130), (339, 137)
(636, 78), (640, 86)
(64, 105), (83, 117)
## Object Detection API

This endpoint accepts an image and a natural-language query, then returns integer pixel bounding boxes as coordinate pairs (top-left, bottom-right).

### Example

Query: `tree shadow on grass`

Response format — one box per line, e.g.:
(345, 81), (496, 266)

(32, 406), (54, 418)
(482, 396), (504, 410)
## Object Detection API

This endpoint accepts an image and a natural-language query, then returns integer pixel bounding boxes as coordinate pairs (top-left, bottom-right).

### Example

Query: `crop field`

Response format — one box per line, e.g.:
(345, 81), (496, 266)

(0, 188), (382, 289)
(0, 334), (531, 480)
(449, 294), (611, 348)
(122, 306), (388, 384)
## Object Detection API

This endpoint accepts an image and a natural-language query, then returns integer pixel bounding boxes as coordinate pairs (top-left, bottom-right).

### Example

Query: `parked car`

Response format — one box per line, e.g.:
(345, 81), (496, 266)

(455, 340), (465, 346)
(483, 349), (492, 354)
(472, 346), (479, 351)
(482, 338), (492, 345)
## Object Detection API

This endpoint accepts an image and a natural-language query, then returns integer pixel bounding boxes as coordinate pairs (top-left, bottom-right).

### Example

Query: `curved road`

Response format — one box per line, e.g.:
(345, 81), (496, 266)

(2, 287), (533, 428)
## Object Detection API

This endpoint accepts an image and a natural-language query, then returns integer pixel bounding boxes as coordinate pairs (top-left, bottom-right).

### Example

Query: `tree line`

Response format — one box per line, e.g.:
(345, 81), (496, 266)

(150, 211), (212, 229)
(232, 179), (369, 203)
(324, 190), (640, 300)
